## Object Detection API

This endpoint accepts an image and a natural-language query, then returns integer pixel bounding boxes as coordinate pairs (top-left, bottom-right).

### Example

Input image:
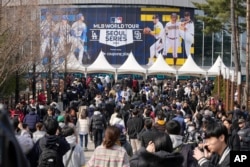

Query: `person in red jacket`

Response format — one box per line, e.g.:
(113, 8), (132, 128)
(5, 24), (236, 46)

(38, 90), (46, 105)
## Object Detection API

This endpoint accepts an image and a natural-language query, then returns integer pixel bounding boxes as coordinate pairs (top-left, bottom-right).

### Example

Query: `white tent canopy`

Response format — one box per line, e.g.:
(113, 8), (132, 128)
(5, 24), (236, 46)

(117, 52), (146, 74)
(207, 56), (229, 77)
(147, 54), (176, 75)
(178, 56), (206, 76)
(86, 51), (116, 73)
(58, 53), (86, 73)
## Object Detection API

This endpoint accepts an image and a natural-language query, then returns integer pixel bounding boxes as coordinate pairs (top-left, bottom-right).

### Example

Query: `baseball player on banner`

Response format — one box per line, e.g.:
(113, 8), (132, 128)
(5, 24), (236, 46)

(163, 13), (181, 66)
(143, 14), (165, 65)
(54, 15), (72, 62)
(70, 13), (87, 65)
(179, 11), (194, 57)
(40, 12), (55, 59)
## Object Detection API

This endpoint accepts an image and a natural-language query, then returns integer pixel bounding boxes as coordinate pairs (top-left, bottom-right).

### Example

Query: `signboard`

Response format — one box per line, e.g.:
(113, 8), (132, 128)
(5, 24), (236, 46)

(40, 6), (195, 66)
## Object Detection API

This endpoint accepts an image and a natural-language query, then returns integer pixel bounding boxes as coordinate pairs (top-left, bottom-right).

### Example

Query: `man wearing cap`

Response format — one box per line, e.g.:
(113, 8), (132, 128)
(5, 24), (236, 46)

(144, 14), (165, 65)
(237, 118), (250, 151)
(54, 15), (72, 59)
(71, 13), (88, 65)
(40, 12), (55, 58)
(164, 13), (181, 66)
(179, 11), (194, 57)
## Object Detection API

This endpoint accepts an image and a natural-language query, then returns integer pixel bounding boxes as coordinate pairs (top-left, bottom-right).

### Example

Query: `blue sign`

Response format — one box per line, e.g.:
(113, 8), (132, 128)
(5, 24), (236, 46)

(40, 7), (194, 66)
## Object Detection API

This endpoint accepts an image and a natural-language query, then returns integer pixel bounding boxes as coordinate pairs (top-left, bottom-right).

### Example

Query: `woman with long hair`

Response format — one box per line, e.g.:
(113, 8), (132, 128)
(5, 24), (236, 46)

(87, 126), (130, 167)
(76, 106), (89, 150)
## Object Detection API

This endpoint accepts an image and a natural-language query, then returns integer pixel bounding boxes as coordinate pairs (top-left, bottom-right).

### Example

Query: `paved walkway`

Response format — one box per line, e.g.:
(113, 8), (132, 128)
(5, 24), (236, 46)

(83, 136), (95, 163)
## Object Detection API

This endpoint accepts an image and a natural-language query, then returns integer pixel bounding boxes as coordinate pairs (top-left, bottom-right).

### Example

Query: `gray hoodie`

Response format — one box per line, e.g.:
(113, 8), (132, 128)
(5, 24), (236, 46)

(169, 134), (183, 149)
(63, 135), (85, 167)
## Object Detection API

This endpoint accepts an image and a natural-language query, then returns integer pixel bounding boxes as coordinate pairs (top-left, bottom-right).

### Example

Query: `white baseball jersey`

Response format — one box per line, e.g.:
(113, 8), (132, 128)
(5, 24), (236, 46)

(164, 21), (181, 58)
(165, 21), (180, 38)
(71, 21), (87, 38)
(183, 20), (194, 35)
(179, 19), (194, 57)
(40, 19), (55, 39)
(54, 22), (71, 39)
(153, 21), (165, 39)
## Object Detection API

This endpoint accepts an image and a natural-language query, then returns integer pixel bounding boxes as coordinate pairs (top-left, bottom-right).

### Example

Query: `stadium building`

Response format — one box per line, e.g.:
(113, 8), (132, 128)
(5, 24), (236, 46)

(2, 0), (242, 77)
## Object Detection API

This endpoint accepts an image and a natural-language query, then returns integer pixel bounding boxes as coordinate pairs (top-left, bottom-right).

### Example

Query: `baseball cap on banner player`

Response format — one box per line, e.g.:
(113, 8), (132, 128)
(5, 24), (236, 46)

(171, 13), (177, 18)
(76, 13), (83, 20)
(152, 14), (159, 19)
(62, 15), (68, 20)
(184, 12), (190, 16)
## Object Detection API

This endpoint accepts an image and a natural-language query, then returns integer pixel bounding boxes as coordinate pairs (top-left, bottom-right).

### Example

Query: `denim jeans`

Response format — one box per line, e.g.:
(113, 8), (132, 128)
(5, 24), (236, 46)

(79, 134), (88, 148)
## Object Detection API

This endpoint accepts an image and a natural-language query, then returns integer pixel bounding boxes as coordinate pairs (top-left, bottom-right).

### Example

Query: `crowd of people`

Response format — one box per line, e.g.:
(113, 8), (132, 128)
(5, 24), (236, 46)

(8, 75), (250, 167)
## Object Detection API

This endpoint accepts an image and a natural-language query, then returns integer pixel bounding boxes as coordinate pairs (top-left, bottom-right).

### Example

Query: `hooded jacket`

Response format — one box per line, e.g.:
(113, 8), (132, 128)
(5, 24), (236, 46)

(169, 134), (183, 149)
(170, 134), (198, 167)
(63, 135), (85, 167)
(130, 147), (183, 167)
(90, 111), (106, 131)
(27, 135), (70, 167)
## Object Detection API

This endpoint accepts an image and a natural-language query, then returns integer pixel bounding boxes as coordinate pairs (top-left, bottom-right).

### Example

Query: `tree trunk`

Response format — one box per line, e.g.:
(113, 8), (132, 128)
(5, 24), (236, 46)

(231, 0), (241, 104)
(246, 0), (250, 109)
(32, 63), (36, 100)
(0, 0), (2, 33)
(15, 69), (19, 105)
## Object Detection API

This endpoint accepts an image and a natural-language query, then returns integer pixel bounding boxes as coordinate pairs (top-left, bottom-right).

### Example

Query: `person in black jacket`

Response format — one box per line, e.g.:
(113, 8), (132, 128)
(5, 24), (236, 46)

(27, 118), (70, 167)
(193, 121), (230, 167)
(228, 103), (244, 124)
(0, 104), (30, 167)
(43, 106), (56, 123)
(140, 119), (160, 148)
(166, 120), (198, 167)
(115, 123), (133, 157)
(130, 133), (183, 167)
(237, 118), (250, 151)
(89, 109), (107, 148)
(127, 108), (144, 154)
(223, 119), (240, 151)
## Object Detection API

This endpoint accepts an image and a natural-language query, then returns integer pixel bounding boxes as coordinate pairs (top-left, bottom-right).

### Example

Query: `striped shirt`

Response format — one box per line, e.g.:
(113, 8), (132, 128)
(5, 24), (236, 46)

(87, 144), (130, 167)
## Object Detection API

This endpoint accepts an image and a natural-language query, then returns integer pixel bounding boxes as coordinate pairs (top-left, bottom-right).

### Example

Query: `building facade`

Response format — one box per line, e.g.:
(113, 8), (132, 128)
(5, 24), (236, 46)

(2, 0), (235, 68)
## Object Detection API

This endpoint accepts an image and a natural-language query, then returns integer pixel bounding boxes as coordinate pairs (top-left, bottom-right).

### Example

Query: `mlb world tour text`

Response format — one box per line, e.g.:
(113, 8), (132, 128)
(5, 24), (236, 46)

(93, 24), (140, 29)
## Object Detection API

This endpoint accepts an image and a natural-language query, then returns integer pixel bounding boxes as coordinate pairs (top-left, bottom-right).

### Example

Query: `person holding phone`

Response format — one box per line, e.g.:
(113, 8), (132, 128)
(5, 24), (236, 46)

(193, 122), (230, 167)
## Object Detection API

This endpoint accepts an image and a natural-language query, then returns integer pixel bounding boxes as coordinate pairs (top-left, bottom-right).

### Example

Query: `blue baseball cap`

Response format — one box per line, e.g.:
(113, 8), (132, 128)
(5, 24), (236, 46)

(62, 15), (68, 20)
(76, 13), (83, 20)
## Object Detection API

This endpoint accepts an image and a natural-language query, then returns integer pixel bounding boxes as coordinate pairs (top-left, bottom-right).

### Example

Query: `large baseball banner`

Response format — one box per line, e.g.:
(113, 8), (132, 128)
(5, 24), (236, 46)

(40, 6), (194, 66)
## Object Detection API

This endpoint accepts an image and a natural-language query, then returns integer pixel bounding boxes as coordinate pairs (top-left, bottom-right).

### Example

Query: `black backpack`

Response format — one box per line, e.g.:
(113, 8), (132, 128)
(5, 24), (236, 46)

(38, 137), (60, 167)
(62, 93), (68, 100)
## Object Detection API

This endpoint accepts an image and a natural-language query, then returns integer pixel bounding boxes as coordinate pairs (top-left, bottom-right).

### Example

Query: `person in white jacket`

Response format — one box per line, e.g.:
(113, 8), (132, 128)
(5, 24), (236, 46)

(63, 127), (85, 167)
(76, 108), (90, 150)
(109, 107), (120, 126)
(111, 113), (125, 128)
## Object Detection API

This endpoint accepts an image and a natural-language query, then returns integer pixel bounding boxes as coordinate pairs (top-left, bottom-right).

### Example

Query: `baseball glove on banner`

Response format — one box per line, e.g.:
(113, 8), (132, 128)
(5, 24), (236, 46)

(143, 27), (151, 34)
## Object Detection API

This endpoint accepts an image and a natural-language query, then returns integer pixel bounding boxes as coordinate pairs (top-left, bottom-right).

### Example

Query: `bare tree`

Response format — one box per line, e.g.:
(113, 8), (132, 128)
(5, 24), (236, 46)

(230, 0), (242, 104)
(0, 0), (40, 91)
